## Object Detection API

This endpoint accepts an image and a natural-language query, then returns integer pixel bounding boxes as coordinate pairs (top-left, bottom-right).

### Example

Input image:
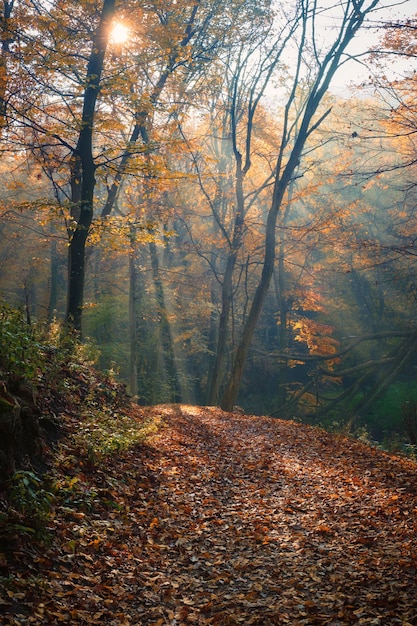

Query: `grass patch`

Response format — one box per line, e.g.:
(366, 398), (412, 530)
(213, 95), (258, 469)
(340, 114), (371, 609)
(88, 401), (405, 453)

(73, 406), (161, 465)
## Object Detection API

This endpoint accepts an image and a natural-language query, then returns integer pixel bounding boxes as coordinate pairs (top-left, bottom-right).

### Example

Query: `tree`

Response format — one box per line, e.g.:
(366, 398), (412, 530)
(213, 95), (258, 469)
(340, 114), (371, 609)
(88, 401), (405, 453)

(3, 0), (255, 333)
(114, 0), (277, 396)
(171, 12), (300, 404)
(261, 90), (417, 427)
(220, 0), (383, 411)
(3, 0), (416, 429)
(66, 0), (117, 331)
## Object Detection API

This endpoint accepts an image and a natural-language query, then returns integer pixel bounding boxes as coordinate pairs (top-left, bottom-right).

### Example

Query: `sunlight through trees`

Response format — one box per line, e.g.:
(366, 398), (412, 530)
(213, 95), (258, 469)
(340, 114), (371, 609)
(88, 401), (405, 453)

(0, 0), (416, 442)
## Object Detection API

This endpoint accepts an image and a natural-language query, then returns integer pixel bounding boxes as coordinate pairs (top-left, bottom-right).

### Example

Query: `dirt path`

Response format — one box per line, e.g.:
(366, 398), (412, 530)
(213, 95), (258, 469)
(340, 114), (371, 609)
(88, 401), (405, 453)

(2, 405), (417, 624)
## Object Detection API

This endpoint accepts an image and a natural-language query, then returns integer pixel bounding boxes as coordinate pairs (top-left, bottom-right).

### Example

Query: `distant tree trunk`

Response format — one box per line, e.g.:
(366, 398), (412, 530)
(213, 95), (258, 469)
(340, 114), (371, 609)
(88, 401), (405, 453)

(207, 252), (236, 404)
(221, 212), (277, 411)
(274, 181), (295, 416)
(198, 146), (234, 405)
(149, 238), (181, 402)
(66, 0), (116, 332)
(205, 274), (219, 403)
(350, 268), (385, 335)
(208, 140), (246, 405)
(274, 257), (290, 414)
(220, 124), (330, 411)
(128, 235), (139, 398)
(47, 238), (59, 323)
(23, 279), (32, 326)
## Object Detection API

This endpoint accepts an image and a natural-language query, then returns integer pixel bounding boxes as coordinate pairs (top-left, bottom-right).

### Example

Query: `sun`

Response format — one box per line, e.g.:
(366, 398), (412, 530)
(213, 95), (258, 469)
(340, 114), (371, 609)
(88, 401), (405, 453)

(109, 22), (130, 45)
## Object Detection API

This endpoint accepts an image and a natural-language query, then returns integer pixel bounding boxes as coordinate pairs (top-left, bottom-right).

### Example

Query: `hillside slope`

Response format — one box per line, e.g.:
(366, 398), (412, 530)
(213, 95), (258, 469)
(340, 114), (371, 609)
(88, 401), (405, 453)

(1, 403), (417, 625)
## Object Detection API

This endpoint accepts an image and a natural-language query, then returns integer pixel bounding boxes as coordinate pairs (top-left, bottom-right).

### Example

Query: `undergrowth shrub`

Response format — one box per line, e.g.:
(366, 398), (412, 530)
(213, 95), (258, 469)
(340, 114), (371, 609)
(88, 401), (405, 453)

(0, 303), (164, 544)
(1, 470), (54, 543)
(0, 305), (43, 379)
(69, 404), (160, 467)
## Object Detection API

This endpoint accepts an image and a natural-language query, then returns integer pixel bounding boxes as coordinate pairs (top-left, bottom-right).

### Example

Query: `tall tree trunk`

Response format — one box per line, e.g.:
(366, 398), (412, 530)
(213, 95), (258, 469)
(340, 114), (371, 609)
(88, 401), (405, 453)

(274, 181), (295, 416)
(220, 112), (331, 412)
(221, 209), (278, 410)
(205, 273), (219, 403)
(47, 238), (59, 323)
(274, 258), (290, 414)
(149, 239), (181, 402)
(208, 150), (245, 404)
(66, 0), (116, 332)
(128, 234), (139, 398)
(207, 252), (236, 404)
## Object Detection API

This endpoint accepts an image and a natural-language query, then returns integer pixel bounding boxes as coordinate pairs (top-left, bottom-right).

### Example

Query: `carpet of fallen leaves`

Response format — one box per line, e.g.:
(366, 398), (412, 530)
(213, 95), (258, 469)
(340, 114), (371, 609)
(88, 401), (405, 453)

(1, 403), (417, 625)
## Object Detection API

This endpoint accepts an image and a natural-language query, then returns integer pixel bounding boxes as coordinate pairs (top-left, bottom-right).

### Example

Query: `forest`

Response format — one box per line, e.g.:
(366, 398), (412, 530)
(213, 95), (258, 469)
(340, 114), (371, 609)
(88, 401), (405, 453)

(1, 2), (417, 624)
(1, 0), (417, 445)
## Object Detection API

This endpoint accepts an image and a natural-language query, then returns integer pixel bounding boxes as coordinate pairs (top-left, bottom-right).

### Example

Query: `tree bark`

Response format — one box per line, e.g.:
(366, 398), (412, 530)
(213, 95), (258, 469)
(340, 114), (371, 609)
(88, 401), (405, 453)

(66, 0), (116, 331)
(275, 257), (290, 414)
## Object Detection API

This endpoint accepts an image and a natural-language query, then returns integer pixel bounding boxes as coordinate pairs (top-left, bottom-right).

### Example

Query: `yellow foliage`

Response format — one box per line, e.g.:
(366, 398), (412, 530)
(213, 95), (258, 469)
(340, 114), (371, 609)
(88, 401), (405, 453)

(291, 317), (339, 358)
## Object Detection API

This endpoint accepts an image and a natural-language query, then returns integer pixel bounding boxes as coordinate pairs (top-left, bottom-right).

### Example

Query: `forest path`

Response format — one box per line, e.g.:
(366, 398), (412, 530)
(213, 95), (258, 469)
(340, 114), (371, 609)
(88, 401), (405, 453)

(128, 405), (417, 625)
(3, 404), (417, 624)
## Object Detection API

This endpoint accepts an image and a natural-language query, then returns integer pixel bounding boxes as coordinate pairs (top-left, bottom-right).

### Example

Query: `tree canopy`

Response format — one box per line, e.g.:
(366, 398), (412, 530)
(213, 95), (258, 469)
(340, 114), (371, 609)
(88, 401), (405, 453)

(1, 0), (417, 442)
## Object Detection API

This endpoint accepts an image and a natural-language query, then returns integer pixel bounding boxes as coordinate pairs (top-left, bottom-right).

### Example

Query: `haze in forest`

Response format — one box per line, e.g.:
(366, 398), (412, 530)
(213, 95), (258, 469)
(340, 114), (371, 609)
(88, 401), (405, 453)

(0, 0), (417, 450)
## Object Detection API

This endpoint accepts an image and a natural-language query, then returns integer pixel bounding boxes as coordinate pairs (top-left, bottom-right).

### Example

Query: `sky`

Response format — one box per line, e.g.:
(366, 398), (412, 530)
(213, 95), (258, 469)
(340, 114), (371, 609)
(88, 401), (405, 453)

(329, 0), (416, 96)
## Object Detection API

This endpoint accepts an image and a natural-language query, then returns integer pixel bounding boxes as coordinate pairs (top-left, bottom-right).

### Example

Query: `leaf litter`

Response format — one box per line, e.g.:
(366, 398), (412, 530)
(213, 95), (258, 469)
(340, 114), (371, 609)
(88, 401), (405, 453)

(1, 403), (416, 625)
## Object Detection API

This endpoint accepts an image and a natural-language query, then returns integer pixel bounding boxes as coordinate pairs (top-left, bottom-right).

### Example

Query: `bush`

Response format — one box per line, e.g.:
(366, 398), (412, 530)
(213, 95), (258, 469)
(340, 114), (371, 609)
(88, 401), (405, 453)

(1, 470), (54, 542)
(0, 305), (43, 379)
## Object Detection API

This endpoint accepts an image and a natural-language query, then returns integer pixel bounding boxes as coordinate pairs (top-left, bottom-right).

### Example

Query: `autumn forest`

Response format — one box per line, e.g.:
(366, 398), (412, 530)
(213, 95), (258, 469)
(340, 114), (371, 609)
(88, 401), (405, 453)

(1, 0), (417, 441)
(2, 1), (417, 624)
